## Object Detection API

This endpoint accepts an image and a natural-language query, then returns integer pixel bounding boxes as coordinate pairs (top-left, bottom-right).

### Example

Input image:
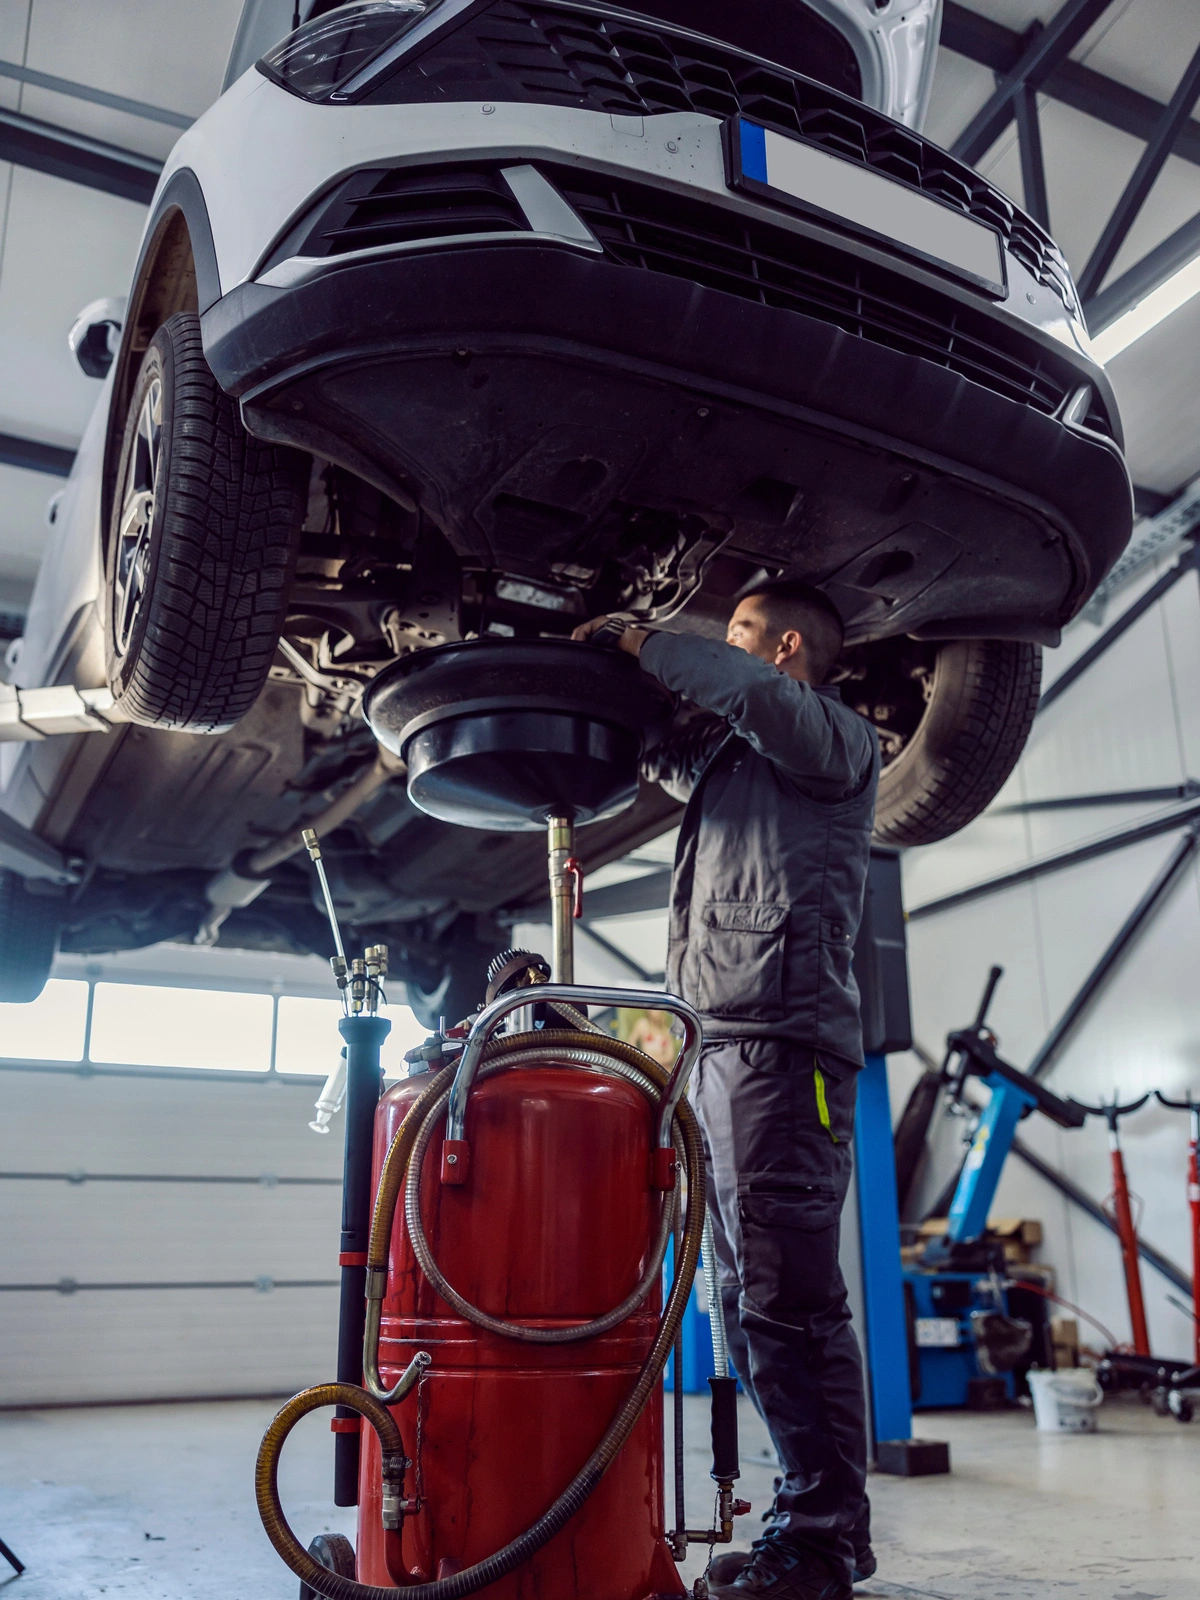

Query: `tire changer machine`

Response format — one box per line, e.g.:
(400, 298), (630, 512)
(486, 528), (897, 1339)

(905, 969), (1087, 1409)
(255, 638), (751, 1600)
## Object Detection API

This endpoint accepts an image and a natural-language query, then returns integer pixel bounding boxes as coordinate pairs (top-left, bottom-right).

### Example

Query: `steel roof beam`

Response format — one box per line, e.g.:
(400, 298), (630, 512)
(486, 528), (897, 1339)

(0, 106), (160, 203)
(0, 431), (75, 477)
(1077, 38), (1200, 300)
(1015, 80), (1050, 227)
(941, 3), (1200, 169)
(908, 795), (1200, 921)
(0, 60), (192, 129)
(949, 0), (1120, 167)
(1085, 205), (1200, 328)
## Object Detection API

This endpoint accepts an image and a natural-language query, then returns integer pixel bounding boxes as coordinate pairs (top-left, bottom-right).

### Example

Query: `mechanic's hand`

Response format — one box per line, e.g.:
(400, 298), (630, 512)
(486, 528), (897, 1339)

(571, 615), (650, 657)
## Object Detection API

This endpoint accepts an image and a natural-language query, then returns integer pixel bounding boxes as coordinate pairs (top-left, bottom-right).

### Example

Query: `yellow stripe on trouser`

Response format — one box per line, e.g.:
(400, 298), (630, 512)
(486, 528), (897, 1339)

(814, 1059), (838, 1142)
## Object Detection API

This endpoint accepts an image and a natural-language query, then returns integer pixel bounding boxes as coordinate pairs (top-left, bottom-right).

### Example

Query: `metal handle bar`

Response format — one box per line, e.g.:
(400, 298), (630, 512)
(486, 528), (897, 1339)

(1072, 1092), (1151, 1129)
(1156, 1089), (1200, 1113)
(940, 966), (1004, 1080)
(972, 965), (1004, 1030)
(445, 985), (703, 1149)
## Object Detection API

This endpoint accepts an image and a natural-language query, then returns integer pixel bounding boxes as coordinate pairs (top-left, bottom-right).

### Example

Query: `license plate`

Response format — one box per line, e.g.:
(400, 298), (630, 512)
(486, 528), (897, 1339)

(726, 117), (1005, 297)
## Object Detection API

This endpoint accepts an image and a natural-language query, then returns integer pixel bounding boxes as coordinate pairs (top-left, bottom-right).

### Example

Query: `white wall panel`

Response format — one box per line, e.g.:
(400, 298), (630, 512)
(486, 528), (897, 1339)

(0, 1067), (342, 1177)
(901, 797), (1032, 910)
(0, 1284), (339, 1405)
(24, 0), (244, 122)
(0, 6), (25, 112)
(1156, 567), (1200, 778)
(1040, 555), (1180, 693)
(0, 168), (143, 446)
(1033, 838), (1200, 1099)
(906, 881), (1050, 1066)
(1, 1068), (346, 1404)
(6, 1181), (341, 1281)
(1076, 0), (1200, 107)
(1024, 608), (1185, 810)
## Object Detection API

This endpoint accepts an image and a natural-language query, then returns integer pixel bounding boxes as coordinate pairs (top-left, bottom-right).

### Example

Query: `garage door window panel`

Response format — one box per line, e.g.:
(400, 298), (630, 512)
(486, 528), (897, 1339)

(88, 985), (274, 1072)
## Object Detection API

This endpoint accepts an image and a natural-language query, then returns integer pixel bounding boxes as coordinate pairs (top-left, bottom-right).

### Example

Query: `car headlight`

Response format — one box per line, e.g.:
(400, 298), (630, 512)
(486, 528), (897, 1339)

(259, 0), (446, 101)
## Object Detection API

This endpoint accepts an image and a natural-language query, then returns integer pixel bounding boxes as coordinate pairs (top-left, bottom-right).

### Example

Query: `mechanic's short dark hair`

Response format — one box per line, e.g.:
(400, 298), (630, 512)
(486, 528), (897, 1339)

(739, 580), (845, 684)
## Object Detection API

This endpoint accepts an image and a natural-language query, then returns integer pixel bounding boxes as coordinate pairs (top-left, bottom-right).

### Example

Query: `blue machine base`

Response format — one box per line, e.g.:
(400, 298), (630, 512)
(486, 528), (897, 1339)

(905, 1267), (1016, 1410)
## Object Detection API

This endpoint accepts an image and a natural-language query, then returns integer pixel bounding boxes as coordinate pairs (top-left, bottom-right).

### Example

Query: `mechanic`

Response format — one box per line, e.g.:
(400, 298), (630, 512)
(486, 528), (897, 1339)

(573, 583), (878, 1600)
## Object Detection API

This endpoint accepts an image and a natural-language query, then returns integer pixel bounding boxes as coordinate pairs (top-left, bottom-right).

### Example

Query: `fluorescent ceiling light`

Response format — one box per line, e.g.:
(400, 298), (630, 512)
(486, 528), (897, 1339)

(1092, 252), (1200, 365)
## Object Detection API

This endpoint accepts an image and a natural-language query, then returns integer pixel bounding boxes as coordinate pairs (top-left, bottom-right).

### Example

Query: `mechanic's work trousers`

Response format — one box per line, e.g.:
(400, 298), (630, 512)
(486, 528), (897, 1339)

(693, 1037), (867, 1582)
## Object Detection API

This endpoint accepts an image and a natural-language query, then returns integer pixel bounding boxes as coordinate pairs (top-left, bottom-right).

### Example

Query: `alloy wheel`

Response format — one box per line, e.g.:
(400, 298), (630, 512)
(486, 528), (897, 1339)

(113, 376), (163, 657)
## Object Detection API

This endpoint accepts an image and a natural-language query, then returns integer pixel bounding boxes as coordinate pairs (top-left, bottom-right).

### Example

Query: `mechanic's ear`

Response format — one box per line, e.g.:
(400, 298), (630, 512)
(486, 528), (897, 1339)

(776, 628), (804, 667)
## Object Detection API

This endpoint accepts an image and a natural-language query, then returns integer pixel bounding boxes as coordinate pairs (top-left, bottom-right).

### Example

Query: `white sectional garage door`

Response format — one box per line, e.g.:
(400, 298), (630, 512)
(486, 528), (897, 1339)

(1, 1066), (345, 1406)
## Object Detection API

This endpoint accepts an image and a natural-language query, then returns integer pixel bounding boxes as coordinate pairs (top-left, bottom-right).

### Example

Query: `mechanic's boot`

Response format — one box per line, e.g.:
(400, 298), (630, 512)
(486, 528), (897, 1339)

(711, 1500), (874, 1588)
(706, 1549), (754, 1587)
(706, 1529), (852, 1599)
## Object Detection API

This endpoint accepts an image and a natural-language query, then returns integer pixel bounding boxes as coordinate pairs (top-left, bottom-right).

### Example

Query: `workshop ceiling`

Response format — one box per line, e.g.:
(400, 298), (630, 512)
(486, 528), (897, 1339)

(0, 0), (1196, 617)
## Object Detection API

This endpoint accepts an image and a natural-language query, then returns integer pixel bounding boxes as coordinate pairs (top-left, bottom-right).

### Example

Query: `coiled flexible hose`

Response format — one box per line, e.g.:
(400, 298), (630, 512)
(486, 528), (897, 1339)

(403, 1045), (681, 1342)
(256, 1029), (706, 1600)
(255, 1385), (412, 1588)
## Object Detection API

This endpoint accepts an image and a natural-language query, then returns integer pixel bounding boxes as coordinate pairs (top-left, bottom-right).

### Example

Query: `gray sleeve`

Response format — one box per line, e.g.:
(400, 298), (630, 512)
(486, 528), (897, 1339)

(639, 631), (875, 794)
(640, 709), (728, 803)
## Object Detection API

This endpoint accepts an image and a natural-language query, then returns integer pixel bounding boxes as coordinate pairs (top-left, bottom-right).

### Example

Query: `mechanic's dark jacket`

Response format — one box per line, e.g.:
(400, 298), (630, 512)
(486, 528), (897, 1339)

(639, 631), (879, 1066)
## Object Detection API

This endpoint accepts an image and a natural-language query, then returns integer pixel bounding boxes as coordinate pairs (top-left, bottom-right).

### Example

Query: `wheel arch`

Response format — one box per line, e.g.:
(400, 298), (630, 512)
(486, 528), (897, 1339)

(102, 170), (222, 545)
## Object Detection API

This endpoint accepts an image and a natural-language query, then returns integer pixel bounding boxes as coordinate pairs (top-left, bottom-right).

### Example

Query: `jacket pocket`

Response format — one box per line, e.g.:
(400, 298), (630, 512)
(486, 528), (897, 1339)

(695, 900), (788, 1019)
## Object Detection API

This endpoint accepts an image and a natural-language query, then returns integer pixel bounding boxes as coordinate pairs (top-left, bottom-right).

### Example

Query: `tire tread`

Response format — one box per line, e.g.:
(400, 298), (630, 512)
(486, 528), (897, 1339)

(109, 314), (307, 733)
(873, 639), (1042, 848)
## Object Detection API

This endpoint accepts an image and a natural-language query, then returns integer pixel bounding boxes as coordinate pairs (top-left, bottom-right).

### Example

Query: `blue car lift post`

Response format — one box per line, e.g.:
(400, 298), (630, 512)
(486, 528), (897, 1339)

(852, 850), (950, 1475)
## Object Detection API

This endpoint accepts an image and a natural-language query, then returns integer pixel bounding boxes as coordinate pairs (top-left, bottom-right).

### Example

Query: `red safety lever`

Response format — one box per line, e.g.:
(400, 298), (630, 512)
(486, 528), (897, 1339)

(564, 857), (584, 919)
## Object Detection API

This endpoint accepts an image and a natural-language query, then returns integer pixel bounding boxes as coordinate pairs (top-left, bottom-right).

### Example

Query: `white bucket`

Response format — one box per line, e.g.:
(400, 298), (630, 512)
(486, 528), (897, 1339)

(1027, 1368), (1104, 1433)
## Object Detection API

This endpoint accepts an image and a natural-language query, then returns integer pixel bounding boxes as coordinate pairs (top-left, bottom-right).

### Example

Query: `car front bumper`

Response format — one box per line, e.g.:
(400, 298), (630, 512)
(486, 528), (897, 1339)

(203, 222), (1129, 647)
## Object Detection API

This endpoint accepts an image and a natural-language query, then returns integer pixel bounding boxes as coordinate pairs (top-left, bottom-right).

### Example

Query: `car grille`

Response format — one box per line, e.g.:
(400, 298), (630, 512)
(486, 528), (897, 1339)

(360, 0), (1077, 312)
(545, 166), (1104, 430)
(291, 164), (530, 257)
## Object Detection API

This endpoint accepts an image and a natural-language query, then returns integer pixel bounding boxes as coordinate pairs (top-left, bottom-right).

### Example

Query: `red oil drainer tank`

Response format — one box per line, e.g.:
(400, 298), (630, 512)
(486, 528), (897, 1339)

(356, 1046), (682, 1596)
(256, 974), (744, 1600)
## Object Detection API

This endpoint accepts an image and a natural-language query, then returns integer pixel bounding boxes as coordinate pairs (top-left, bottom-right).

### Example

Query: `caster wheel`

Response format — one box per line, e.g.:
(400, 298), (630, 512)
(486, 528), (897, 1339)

(1152, 1386), (1171, 1417)
(300, 1532), (356, 1597)
(1168, 1391), (1194, 1423)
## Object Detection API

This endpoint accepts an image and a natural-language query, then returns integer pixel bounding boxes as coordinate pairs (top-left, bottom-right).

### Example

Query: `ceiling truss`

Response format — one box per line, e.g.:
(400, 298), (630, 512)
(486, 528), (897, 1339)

(943, 1), (1200, 332)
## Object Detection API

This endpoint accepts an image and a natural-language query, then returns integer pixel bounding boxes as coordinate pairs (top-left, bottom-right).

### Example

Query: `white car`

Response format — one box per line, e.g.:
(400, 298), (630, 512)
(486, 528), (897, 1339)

(0, 0), (1131, 1008)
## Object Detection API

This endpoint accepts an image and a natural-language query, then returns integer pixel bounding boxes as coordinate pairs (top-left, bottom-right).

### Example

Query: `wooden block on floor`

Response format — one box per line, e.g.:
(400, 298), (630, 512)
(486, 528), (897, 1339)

(875, 1437), (952, 1476)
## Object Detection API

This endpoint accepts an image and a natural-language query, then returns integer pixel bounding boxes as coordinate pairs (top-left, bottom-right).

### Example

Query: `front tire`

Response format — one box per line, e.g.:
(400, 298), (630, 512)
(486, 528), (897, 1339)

(105, 313), (308, 733)
(844, 638), (1041, 849)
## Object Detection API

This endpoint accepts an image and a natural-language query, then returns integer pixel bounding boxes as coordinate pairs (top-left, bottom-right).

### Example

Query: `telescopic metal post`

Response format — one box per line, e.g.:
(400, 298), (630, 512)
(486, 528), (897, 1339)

(548, 814), (576, 983)
(331, 1018), (390, 1504)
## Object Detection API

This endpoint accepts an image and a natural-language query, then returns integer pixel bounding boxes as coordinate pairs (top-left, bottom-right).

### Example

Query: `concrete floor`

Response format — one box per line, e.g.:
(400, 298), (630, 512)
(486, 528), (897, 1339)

(0, 1392), (1196, 1599)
